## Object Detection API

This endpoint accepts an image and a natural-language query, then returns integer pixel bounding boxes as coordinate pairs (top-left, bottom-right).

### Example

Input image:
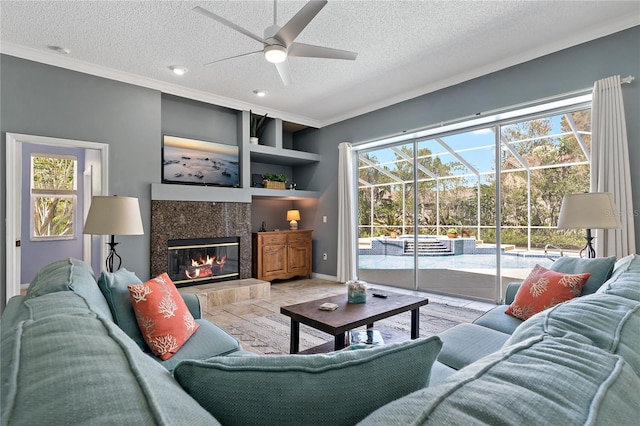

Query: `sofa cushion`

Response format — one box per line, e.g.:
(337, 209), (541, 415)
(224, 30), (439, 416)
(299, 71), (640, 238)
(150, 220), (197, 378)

(428, 361), (457, 387)
(597, 253), (640, 301)
(97, 268), (147, 349)
(359, 334), (640, 425)
(505, 264), (589, 320)
(550, 256), (616, 295)
(129, 273), (199, 360)
(437, 323), (510, 370)
(1, 294), (219, 425)
(506, 293), (640, 376)
(472, 304), (523, 334)
(25, 258), (113, 320)
(158, 319), (242, 372)
(174, 336), (442, 426)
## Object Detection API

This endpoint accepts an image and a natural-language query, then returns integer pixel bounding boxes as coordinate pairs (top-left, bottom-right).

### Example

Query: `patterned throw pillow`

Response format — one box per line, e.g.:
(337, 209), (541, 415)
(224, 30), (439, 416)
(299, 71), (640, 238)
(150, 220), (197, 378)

(128, 273), (199, 360)
(505, 264), (590, 321)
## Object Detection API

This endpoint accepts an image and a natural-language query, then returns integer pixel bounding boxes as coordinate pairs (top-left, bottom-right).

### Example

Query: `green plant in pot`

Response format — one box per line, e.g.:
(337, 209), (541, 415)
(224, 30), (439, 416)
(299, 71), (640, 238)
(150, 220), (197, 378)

(262, 173), (287, 189)
(250, 110), (269, 145)
(446, 228), (458, 238)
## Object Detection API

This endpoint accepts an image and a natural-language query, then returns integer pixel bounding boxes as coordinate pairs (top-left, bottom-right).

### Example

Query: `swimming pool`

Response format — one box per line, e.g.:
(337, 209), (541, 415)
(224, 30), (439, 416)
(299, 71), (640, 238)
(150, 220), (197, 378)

(358, 253), (555, 270)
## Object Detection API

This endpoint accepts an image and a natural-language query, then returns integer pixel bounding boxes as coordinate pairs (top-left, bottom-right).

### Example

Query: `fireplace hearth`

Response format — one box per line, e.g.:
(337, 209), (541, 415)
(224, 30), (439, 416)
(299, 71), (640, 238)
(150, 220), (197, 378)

(168, 237), (239, 286)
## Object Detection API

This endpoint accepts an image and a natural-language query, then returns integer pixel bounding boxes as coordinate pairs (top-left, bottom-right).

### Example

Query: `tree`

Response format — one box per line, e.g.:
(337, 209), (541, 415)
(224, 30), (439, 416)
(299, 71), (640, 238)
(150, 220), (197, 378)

(32, 155), (76, 237)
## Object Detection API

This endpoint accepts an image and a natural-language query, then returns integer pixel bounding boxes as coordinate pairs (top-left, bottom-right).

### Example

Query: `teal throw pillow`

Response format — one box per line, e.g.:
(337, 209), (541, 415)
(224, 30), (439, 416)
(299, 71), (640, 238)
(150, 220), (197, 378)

(174, 336), (442, 426)
(97, 268), (146, 349)
(550, 256), (615, 295)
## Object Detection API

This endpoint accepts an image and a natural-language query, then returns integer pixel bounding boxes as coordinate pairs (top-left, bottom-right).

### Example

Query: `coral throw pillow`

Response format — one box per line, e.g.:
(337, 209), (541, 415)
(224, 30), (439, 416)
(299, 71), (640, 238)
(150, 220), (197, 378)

(128, 273), (199, 360)
(505, 264), (590, 321)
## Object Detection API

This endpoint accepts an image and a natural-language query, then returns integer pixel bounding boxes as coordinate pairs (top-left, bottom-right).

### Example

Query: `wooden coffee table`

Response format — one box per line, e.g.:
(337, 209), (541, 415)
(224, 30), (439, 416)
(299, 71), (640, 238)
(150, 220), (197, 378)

(280, 289), (429, 353)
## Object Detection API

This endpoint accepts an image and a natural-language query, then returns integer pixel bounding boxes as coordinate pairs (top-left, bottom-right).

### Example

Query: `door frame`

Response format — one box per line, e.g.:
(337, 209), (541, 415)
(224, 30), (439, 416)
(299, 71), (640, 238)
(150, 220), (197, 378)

(5, 133), (109, 303)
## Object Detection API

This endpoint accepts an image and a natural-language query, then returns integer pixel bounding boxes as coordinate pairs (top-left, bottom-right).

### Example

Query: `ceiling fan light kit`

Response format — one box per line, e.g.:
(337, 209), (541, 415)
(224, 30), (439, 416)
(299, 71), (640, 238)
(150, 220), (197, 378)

(194, 0), (357, 86)
(264, 45), (287, 64)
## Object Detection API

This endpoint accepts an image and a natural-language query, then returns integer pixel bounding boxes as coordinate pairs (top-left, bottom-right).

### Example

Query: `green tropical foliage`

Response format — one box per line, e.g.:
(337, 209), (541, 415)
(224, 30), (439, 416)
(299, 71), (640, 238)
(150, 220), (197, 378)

(357, 109), (591, 251)
(32, 155), (76, 237)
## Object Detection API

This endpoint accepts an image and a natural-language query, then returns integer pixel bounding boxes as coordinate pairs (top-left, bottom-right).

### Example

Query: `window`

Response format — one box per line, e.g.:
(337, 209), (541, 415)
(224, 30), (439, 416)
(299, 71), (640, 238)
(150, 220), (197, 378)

(354, 94), (592, 300)
(31, 153), (77, 240)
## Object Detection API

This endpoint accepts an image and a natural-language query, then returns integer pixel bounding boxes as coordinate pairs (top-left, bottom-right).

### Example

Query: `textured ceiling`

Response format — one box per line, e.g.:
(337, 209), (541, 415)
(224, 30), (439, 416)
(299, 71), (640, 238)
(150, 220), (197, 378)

(1, 1), (638, 127)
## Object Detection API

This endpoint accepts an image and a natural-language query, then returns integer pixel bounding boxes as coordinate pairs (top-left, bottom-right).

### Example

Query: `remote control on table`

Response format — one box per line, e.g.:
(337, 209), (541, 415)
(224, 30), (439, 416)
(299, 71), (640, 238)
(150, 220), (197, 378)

(372, 293), (388, 298)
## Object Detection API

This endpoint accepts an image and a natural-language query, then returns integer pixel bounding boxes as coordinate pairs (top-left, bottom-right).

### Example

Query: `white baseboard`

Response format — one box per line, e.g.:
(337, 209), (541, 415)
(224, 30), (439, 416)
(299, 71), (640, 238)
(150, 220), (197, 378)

(312, 272), (339, 282)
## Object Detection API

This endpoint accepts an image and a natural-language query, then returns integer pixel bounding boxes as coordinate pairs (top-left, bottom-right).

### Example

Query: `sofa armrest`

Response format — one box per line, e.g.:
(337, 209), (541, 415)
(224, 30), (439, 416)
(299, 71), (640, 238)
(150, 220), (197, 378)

(181, 294), (202, 319)
(504, 282), (522, 304)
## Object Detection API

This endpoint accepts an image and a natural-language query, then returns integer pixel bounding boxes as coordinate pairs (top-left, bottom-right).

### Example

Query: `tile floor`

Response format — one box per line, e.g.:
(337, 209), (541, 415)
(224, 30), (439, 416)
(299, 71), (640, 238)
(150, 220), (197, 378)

(197, 277), (496, 331)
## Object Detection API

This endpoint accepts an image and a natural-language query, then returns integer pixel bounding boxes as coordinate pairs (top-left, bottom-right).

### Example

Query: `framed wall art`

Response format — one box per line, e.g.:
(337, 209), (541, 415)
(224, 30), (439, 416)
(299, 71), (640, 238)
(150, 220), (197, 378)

(162, 135), (239, 187)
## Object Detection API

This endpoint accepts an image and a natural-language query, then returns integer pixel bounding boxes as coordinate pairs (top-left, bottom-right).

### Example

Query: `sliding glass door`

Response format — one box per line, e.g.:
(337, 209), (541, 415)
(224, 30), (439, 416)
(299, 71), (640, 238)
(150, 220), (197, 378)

(356, 98), (592, 303)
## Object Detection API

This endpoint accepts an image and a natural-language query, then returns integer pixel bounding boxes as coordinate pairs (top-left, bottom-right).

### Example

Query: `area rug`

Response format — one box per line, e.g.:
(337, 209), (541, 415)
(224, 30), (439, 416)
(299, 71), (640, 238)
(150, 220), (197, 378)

(225, 302), (485, 355)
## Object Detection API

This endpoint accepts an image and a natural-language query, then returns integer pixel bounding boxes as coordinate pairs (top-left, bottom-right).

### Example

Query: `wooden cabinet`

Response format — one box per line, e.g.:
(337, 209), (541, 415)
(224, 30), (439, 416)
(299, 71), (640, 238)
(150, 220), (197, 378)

(252, 230), (312, 281)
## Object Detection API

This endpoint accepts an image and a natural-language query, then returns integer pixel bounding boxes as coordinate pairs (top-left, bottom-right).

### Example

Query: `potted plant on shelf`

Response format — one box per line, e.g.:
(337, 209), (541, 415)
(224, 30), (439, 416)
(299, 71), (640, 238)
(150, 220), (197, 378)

(446, 228), (458, 238)
(262, 173), (287, 189)
(250, 110), (269, 145)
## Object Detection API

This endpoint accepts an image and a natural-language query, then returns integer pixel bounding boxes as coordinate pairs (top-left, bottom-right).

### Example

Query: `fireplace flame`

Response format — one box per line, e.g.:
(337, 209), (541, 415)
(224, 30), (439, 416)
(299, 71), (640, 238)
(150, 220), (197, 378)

(185, 255), (227, 279)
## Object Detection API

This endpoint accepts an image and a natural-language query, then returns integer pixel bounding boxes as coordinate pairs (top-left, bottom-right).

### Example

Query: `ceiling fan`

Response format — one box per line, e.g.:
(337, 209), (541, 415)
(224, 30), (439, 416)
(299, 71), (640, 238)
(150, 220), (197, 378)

(194, 0), (357, 86)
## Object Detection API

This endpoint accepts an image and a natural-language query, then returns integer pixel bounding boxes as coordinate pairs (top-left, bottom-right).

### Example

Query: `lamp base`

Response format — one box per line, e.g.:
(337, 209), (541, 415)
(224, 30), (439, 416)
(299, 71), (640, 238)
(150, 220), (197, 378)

(289, 220), (298, 230)
(580, 229), (596, 259)
(106, 235), (122, 272)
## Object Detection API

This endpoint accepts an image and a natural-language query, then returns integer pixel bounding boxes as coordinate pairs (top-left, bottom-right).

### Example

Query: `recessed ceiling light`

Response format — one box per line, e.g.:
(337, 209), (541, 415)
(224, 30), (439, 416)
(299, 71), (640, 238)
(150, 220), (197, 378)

(253, 90), (267, 97)
(47, 45), (70, 55)
(169, 65), (188, 76)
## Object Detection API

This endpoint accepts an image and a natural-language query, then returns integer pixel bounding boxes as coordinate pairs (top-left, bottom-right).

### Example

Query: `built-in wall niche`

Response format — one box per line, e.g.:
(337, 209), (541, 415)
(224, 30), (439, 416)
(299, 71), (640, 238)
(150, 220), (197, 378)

(157, 93), (321, 200)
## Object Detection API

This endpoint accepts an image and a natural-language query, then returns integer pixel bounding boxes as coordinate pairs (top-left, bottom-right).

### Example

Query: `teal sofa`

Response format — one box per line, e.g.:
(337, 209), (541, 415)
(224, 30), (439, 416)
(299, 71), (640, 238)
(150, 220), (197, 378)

(3, 255), (640, 425)
(0, 258), (244, 425)
(360, 254), (640, 424)
(0, 258), (442, 425)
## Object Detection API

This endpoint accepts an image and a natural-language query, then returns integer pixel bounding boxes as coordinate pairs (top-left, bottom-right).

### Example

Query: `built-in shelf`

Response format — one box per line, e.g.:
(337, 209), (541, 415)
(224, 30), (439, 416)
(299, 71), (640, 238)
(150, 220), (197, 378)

(249, 144), (321, 166)
(250, 188), (321, 200)
(151, 184), (320, 202)
(151, 183), (251, 203)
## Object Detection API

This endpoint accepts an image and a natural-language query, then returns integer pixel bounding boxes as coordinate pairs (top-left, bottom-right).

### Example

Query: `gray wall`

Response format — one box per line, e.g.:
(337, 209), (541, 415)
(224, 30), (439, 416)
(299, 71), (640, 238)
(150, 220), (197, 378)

(296, 26), (640, 277)
(1, 55), (161, 310)
(2, 26), (639, 307)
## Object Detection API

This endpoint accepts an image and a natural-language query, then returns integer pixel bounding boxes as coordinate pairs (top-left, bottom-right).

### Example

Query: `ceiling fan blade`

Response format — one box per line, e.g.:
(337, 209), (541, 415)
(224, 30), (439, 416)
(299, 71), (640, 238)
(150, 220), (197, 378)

(288, 42), (357, 60)
(204, 51), (263, 66)
(193, 6), (266, 44)
(275, 0), (327, 47)
(275, 61), (292, 86)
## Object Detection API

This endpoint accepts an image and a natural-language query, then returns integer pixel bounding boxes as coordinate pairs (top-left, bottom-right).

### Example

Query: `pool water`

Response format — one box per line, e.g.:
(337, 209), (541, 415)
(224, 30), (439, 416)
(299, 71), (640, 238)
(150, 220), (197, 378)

(358, 254), (555, 270)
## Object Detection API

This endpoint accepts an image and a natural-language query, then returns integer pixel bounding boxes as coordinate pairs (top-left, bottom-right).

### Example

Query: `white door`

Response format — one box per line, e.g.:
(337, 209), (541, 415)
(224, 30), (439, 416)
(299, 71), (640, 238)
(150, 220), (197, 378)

(5, 133), (109, 303)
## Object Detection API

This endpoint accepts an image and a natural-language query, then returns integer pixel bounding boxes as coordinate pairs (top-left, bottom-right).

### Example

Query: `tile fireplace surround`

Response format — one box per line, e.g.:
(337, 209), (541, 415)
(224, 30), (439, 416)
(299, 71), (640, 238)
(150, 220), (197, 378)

(150, 200), (252, 284)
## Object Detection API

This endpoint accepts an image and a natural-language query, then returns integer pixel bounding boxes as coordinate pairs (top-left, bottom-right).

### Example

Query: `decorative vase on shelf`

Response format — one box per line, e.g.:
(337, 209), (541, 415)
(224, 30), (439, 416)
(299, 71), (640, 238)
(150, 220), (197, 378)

(250, 137), (259, 145)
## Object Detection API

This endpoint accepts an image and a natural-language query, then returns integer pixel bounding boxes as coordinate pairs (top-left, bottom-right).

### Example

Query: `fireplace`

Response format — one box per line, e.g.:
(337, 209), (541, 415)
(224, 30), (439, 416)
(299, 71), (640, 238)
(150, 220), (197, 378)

(168, 237), (240, 286)
(151, 200), (252, 283)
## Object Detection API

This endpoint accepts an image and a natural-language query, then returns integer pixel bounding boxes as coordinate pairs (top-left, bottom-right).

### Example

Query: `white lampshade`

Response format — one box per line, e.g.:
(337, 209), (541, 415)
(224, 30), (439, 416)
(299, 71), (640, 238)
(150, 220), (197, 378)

(557, 193), (620, 230)
(84, 196), (144, 235)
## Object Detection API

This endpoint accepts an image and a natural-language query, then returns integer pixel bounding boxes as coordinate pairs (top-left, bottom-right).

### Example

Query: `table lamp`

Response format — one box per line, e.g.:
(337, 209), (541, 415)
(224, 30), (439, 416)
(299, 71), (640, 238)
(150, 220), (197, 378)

(84, 195), (144, 272)
(287, 210), (300, 230)
(557, 192), (620, 258)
